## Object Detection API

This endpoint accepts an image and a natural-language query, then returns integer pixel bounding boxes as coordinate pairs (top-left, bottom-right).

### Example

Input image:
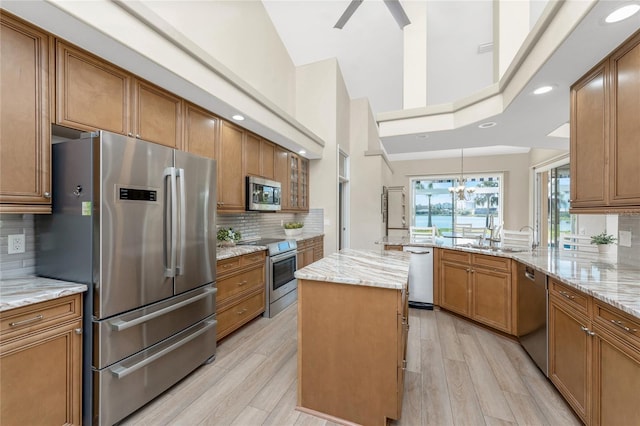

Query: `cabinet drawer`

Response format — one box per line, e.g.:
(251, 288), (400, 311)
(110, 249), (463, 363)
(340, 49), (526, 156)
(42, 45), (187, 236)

(217, 256), (242, 277)
(217, 265), (265, 305)
(241, 250), (266, 267)
(593, 301), (640, 348)
(216, 290), (265, 340)
(472, 253), (511, 272)
(441, 249), (470, 263)
(1, 294), (82, 342)
(549, 279), (590, 316)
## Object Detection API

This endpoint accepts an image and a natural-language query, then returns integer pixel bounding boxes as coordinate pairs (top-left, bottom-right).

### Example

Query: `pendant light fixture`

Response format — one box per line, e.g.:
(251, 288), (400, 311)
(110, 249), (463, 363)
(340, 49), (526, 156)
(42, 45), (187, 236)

(448, 149), (476, 200)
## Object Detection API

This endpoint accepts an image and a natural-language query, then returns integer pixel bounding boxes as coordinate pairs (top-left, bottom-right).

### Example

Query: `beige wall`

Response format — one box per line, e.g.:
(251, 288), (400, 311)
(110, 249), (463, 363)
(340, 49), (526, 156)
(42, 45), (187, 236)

(389, 153), (531, 231)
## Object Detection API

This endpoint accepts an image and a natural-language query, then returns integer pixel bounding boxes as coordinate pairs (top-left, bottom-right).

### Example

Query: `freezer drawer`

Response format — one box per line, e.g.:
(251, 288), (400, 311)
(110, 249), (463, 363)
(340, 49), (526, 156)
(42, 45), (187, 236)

(93, 315), (217, 426)
(94, 284), (216, 369)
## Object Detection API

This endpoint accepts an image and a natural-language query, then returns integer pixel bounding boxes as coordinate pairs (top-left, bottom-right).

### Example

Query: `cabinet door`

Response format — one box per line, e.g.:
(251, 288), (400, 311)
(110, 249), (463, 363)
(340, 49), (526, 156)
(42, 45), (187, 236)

(0, 13), (51, 211)
(609, 32), (640, 206)
(183, 102), (218, 160)
(131, 79), (182, 148)
(274, 146), (290, 210)
(548, 297), (591, 423)
(439, 261), (470, 316)
(299, 157), (309, 211)
(56, 40), (130, 135)
(217, 121), (245, 211)
(244, 132), (262, 176)
(592, 326), (640, 426)
(261, 140), (275, 180)
(570, 61), (609, 210)
(289, 153), (300, 209)
(0, 319), (82, 425)
(472, 267), (511, 333)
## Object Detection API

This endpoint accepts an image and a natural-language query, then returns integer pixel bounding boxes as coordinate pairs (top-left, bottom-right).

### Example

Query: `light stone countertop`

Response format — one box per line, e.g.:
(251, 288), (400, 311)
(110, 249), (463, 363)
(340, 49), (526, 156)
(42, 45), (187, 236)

(216, 244), (267, 260)
(377, 236), (640, 320)
(294, 248), (410, 290)
(0, 277), (87, 313)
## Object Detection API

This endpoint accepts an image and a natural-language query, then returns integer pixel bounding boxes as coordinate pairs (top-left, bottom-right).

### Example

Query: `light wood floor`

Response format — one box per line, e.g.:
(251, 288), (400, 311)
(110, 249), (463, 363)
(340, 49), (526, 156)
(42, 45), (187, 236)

(121, 304), (580, 426)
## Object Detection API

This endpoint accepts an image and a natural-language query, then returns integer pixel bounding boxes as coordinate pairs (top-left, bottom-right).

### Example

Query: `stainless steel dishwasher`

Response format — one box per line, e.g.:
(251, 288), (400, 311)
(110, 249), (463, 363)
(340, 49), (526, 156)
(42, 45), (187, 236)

(517, 263), (548, 376)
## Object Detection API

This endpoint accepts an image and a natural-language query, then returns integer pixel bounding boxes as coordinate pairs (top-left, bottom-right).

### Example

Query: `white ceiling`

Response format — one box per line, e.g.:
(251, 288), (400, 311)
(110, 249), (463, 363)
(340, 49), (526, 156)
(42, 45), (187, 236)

(263, 0), (640, 159)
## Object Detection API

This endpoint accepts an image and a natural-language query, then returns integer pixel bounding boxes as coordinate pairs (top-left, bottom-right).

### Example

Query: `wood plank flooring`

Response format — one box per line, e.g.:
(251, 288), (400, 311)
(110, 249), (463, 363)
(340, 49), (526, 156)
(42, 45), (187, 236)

(121, 305), (580, 426)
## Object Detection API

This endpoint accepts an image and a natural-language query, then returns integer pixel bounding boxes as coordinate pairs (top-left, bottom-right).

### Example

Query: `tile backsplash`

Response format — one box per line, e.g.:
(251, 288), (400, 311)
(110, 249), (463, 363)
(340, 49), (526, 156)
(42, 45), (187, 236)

(216, 208), (324, 241)
(0, 214), (36, 279)
(618, 215), (640, 266)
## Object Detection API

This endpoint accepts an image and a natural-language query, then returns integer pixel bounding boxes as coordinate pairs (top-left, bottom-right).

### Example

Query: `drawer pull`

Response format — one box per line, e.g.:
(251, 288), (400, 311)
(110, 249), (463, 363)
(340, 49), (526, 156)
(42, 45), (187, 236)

(581, 325), (596, 336)
(559, 291), (575, 300)
(236, 308), (248, 315)
(9, 314), (43, 327)
(610, 319), (638, 334)
(237, 280), (248, 286)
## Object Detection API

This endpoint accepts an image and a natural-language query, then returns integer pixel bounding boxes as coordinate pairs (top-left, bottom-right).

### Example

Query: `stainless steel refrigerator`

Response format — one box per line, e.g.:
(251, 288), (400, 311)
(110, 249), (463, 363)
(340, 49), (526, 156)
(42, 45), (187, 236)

(36, 131), (217, 426)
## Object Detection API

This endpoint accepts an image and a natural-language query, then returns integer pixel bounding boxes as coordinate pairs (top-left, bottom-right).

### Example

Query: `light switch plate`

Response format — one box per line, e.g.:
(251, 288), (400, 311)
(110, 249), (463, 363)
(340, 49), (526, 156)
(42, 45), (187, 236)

(619, 230), (632, 247)
(8, 234), (25, 254)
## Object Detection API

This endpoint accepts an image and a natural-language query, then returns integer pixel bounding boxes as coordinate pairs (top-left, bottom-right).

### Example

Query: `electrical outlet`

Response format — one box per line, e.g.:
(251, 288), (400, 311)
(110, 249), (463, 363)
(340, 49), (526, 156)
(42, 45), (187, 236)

(619, 230), (632, 247)
(8, 234), (25, 254)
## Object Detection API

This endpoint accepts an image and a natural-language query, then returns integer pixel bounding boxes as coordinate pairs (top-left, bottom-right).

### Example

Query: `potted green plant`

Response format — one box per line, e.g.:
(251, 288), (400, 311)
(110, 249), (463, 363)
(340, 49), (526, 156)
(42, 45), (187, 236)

(590, 232), (616, 255)
(217, 227), (241, 247)
(284, 222), (304, 237)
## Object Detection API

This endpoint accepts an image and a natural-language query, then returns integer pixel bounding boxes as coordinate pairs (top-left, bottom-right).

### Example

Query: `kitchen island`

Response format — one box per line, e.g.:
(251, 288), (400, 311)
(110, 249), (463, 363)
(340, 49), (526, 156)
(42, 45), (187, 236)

(294, 248), (410, 426)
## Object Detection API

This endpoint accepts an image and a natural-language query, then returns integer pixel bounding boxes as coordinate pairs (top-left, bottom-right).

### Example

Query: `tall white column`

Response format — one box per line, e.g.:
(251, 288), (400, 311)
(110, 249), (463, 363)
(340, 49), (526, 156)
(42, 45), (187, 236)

(403, 0), (428, 109)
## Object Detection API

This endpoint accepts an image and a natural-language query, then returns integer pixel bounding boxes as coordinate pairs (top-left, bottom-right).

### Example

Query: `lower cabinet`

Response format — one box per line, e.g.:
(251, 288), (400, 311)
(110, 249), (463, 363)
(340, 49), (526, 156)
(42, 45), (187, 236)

(216, 250), (266, 340)
(297, 236), (324, 269)
(297, 278), (408, 426)
(0, 294), (82, 425)
(548, 279), (640, 425)
(438, 249), (514, 334)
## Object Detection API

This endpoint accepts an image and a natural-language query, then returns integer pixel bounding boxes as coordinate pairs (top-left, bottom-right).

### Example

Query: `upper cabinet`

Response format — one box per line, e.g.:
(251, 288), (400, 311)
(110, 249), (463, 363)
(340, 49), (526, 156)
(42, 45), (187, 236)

(217, 120), (245, 212)
(56, 41), (182, 149)
(274, 146), (291, 210)
(570, 30), (640, 213)
(0, 12), (52, 213)
(183, 102), (218, 160)
(288, 153), (309, 212)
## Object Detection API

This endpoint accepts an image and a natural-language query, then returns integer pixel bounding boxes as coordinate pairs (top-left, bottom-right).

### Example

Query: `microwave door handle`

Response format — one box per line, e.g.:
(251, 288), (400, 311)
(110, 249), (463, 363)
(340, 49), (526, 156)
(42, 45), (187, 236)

(164, 167), (177, 277)
(176, 168), (186, 276)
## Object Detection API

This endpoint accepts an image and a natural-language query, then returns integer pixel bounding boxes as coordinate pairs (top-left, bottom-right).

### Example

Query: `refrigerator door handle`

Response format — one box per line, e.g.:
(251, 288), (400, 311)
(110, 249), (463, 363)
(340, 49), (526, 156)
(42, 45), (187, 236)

(176, 168), (187, 276)
(109, 319), (217, 379)
(108, 287), (217, 332)
(164, 167), (178, 277)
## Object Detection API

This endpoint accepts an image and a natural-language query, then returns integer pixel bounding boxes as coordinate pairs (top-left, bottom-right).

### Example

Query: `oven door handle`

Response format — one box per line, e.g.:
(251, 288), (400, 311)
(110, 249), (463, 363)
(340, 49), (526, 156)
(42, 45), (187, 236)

(108, 287), (217, 332)
(109, 319), (217, 379)
(270, 251), (297, 263)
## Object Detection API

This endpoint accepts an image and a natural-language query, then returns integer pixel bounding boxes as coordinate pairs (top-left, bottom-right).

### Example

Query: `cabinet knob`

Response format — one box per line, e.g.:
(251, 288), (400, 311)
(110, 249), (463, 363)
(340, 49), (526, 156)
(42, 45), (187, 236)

(43, 192), (51, 199)
(75, 328), (83, 335)
(136, 134), (141, 139)
(128, 132), (133, 137)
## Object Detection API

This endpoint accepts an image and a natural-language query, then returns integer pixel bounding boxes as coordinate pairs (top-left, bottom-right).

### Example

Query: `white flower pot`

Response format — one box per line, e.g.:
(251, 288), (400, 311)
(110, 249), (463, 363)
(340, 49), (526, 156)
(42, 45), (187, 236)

(597, 244), (613, 255)
(284, 228), (303, 237)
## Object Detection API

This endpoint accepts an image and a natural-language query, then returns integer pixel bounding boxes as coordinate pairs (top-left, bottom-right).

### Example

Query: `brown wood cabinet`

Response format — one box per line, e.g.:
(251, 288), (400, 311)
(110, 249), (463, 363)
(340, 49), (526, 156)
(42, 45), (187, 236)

(297, 278), (408, 425)
(438, 249), (514, 334)
(570, 29), (640, 213)
(274, 146), (291, 210)
(0, 12), (52, 213)
(548, 279), (640, 425)
(296, 236), (324, 269)
(285, 153), (309, 212)
(0, 294), (82, 425)
(216, 250), (266, 340)
(244, 133), (275, 180)
(56, 41), (183, 149)
(217, 120), (246, 212)
(183, 102), (218, 159)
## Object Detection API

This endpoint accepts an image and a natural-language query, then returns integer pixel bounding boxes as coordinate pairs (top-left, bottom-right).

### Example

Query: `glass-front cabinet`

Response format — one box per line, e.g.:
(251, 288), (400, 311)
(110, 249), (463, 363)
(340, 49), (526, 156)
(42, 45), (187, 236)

(288, 153), (309, 211)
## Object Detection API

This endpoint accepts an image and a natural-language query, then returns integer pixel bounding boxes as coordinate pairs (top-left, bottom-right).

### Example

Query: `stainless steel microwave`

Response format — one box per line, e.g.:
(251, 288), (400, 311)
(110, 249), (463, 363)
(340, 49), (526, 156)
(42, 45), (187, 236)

(246, 176), (281, 211)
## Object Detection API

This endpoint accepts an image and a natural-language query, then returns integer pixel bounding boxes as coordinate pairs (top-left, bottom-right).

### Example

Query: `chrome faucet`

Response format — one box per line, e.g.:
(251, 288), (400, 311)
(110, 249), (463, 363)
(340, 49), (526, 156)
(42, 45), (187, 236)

(519, 226), (538, 250)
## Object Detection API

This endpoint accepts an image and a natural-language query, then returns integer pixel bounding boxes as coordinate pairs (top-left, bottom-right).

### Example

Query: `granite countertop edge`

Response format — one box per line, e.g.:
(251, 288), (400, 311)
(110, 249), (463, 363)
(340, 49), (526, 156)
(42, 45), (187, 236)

(0, 277), (88, 313)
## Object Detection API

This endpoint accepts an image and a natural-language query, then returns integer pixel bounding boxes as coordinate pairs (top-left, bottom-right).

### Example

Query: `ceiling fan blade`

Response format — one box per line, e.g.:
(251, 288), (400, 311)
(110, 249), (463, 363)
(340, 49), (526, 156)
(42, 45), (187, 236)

(384, 0), (411, 29)
(334, 0), (364, 29)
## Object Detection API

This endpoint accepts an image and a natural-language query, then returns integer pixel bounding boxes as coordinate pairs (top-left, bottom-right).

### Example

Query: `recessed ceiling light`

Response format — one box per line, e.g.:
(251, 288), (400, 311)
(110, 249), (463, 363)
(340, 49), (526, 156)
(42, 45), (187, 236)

(232, 114), (245, 121)
(478, 122), (497, 129)
(416, 134), (429, 139)
(298, 150), (306, 155)
(533, 85), (554, 95)
(605, 4), (640, 23)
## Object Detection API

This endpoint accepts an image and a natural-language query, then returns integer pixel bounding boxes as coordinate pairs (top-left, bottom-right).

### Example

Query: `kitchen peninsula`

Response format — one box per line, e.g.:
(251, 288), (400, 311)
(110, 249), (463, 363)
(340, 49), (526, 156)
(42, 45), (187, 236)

(294, 248), (410, 426)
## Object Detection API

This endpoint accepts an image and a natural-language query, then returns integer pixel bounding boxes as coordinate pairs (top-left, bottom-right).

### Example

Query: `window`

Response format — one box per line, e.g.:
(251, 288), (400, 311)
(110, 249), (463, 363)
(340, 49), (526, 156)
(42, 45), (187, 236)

(410, 173), (503, 234)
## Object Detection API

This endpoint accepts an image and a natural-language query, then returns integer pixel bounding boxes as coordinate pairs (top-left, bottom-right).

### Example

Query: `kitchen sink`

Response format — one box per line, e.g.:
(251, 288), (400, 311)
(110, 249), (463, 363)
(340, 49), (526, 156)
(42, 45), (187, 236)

(455, 243), (529, 253)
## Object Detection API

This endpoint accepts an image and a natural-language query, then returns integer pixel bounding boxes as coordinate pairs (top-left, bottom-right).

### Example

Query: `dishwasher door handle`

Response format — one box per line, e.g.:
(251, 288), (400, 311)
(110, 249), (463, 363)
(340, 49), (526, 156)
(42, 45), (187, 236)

(524, 270), (536, 281)
(405, 250), (431, 254)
